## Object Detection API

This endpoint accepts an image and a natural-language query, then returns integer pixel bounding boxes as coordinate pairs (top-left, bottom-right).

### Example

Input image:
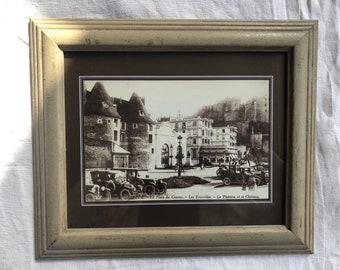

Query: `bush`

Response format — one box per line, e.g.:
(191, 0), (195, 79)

(161, 176), (210, 188)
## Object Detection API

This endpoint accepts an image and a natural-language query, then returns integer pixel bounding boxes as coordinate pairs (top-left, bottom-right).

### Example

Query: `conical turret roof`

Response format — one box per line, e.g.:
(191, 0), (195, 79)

(127, 92), (154, 124)
(84, 82), (121, 118)
(111, 93), (154, 124)
(89, 82), (111, 101)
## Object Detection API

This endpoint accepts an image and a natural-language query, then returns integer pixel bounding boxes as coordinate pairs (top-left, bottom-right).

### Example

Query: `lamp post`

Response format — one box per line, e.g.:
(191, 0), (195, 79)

(169, 144), (173, 166)
(176, 135), (183, 176)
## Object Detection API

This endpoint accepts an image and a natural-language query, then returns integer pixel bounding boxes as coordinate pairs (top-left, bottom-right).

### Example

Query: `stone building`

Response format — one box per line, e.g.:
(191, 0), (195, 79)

(83, 82), (129, 168)
(111, 93), (155, 169)
(84, 82), (156, 169)
(242, 97), (269, 122)
(223, 98), (241, 122)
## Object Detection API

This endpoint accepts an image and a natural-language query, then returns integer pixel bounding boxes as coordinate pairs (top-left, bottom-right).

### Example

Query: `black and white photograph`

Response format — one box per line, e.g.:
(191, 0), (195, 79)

(81, 76), (272, 204)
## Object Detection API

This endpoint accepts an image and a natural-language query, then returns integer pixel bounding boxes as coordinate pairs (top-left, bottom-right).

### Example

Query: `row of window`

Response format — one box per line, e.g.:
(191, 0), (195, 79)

(173, 120), (212, 129)
(96, 118), (126, 129)
(187, 138), (211, 145)
(112, 130), (153, 144)
(96, 118), (153, 131)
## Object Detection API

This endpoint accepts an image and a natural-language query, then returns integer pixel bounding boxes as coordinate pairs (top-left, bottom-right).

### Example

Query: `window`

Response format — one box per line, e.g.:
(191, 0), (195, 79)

(139, 110), (144, 116)
(193, 138), (197, 144)
(149, 124), (153, 131)
(202, 130), (204, 136)
(182, 122), (186, 129)
(97, 119), (102, 124)
(121, 122), (126, 130)
(107, 119), (111, 124)
(132, 123), (138, 129)
(151, 148), (154, 154)
(175, 123), (178, 129)
(222, 129), (225, 133)
(114, 130), (118, 141)
(193, 121), (197, 126)
(120, 132), (126, 142)
(192, 149), (197, 158)
(148, 134), (153, 143)
(114, 118), (118, 127)
(183, 130), (186, 133)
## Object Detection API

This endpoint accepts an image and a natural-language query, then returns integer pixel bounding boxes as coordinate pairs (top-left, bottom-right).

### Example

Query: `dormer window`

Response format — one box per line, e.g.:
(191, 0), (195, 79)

(101, 101), (109, 109)
(139, 110), (144, 116)
(132, 123), (138, 129)
(97, 119), (103, 124)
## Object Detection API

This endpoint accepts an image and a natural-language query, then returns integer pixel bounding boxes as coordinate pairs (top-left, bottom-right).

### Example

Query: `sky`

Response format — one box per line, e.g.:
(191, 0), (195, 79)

(83, 77), (270, 119)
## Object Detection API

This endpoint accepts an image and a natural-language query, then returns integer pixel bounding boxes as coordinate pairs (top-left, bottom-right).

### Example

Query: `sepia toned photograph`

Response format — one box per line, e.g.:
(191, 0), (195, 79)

(81, 76), (272, 205)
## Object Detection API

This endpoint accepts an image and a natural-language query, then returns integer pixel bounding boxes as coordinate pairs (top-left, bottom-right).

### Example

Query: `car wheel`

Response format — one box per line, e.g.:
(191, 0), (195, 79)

(85, 193), (96, 202)
(106, 182), (116, 194)
(144, 184), (156, 195)
(120, 188), (131, 201)
(101, 190), (111, 201)
(222, 177), (231, 186)
(159, 184), (167, 195)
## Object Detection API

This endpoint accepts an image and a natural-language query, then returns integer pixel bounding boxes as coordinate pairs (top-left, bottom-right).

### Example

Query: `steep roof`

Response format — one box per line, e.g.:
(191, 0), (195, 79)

(112, 93), (154, 124)
(84, 82), (121, 118)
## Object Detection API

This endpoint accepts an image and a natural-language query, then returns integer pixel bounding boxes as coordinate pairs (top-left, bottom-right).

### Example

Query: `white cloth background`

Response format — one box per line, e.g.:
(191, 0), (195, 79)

(0, 1), (339, 269)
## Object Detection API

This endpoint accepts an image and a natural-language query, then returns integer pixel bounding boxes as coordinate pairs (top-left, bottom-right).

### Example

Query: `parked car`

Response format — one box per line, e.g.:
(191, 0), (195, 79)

(89, 170), (137, 201)
(218, 165), (245, 186)
(85, 184), (111, 202)
(250, 165), (269, 185)
(119, 168), (167, 195)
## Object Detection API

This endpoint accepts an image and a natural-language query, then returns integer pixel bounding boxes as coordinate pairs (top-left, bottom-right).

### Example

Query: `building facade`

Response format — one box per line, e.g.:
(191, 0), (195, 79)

(153, 122), (187, 168)
(199, 125), (240, 165)
(84, 82), (156, 169)
(169, 116), (213, 165)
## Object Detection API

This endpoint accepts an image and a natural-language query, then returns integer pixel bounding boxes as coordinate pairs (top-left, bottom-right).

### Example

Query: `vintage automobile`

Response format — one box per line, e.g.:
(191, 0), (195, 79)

(250, 165), (270, 186)
(89, 170), (137, 201)
(217, 164), (258, 187)
(218, 165), (245, 186)
(216, 162), (269, 187)
(119, 168), (167, 195)
(85, 184), (111, 202)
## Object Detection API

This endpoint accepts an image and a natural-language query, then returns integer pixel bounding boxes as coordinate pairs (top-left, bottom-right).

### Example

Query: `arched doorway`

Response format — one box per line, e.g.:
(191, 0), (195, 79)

(161, 144), (169, 167)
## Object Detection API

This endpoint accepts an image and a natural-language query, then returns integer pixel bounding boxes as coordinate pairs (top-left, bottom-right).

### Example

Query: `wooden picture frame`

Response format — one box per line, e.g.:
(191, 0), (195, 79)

(29, 19), (317, 258)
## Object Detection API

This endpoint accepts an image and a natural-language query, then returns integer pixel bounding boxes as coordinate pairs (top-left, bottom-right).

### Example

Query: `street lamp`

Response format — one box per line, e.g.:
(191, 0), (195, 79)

(176, 135), (183, 176)
(169, 144), (173, 166)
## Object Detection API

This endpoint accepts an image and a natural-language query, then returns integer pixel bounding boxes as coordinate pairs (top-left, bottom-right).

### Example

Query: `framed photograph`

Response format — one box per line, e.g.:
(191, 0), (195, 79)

(29, 19), (317, 257)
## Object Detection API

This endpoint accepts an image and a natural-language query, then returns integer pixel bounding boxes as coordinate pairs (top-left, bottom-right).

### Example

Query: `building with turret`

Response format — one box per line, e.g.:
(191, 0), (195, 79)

(111, 93), (155, 169)
(83, 82), (129, 168)
(84, 82), (186, 170)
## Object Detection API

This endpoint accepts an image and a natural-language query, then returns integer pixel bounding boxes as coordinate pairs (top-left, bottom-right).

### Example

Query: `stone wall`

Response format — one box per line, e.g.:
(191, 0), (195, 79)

(84, 138), (112, 168)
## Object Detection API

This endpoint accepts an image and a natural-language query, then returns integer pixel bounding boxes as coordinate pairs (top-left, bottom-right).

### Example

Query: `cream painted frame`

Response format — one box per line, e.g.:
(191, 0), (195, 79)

(29, 19), (317, 258)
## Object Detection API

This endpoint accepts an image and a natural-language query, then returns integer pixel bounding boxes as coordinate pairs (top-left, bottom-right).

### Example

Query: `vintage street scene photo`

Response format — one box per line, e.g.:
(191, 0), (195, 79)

(81, 77), (272, 204)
